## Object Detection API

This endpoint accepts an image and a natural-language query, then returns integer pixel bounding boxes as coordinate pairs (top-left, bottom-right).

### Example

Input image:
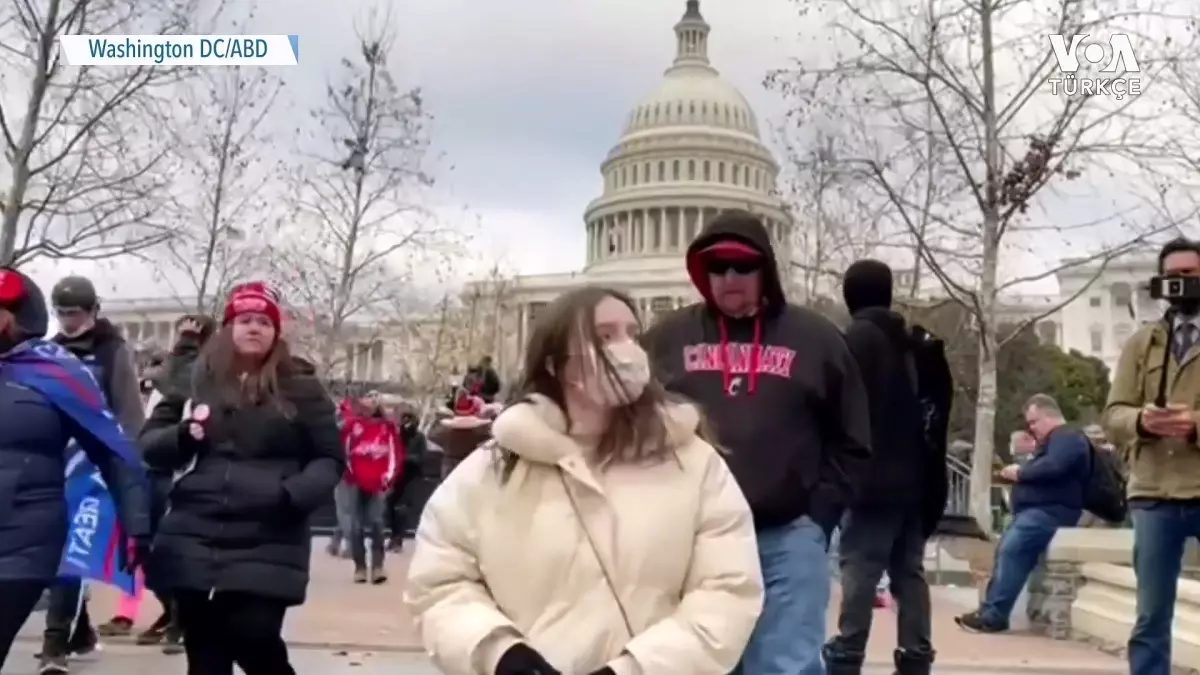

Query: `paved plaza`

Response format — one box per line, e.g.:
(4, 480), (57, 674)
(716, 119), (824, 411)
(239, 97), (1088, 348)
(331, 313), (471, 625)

(10, 539), (1125, 674)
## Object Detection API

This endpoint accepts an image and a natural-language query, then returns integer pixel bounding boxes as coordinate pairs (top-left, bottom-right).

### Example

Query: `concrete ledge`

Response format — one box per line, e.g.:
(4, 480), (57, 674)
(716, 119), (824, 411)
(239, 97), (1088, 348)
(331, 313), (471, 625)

(1074, 561), (1200, 673)
(1048, 527), (1200, 566)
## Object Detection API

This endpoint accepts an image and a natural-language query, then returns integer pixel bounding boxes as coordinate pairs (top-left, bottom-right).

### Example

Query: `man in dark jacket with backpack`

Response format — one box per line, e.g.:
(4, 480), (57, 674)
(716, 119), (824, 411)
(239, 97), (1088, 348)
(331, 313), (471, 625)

(39, 276), (145, 673)
(956, 393), (1090, 633)
(825, 260), (949, 675)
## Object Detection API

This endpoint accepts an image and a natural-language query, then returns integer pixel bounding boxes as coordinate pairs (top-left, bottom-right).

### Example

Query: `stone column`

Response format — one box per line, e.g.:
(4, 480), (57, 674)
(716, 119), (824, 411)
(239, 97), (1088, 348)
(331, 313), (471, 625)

(1027, 558), (1083, 639)
(656, 208), (665, 252)
(672, 207), (682, 251)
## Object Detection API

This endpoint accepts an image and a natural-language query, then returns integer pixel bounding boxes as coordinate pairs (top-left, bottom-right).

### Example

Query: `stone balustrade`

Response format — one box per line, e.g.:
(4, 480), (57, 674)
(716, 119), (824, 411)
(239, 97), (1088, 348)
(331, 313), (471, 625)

(1033, 527), (1200, 671)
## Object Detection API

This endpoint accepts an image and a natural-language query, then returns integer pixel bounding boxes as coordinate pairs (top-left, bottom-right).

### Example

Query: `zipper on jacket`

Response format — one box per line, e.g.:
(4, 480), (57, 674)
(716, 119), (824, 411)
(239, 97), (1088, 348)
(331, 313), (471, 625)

(210, 458), (233, 599)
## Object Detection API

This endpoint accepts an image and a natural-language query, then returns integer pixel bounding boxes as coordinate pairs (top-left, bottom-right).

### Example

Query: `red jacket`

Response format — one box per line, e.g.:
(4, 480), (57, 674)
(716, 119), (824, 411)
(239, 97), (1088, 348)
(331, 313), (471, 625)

(342, 410), (403, 494)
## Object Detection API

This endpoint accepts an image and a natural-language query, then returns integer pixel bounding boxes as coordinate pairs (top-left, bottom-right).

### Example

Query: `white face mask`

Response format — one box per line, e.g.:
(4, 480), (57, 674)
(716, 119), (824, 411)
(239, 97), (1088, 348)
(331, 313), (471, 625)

(577, 340), (651, 408)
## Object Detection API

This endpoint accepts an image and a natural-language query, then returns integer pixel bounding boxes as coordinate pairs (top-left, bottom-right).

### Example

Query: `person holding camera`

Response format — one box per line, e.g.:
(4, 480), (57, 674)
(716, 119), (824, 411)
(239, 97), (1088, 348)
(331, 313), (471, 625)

(1103, 237), (1200, 675)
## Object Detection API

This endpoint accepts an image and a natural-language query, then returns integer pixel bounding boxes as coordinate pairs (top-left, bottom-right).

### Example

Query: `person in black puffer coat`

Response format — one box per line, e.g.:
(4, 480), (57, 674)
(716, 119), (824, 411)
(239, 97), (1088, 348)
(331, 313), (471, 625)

(139, 282), (343, 675)
(136, 313), (216, 653)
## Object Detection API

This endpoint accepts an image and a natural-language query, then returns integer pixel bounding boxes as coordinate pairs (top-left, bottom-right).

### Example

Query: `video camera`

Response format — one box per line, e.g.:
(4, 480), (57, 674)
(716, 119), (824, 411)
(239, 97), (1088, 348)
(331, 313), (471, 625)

(1149, 275), (1200, 301)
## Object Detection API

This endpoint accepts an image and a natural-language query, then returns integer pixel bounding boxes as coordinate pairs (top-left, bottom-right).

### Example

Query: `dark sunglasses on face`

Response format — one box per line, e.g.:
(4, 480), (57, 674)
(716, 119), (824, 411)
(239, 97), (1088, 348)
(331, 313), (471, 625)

(705, 259), (761, 276)
(54, 307), (87, 318)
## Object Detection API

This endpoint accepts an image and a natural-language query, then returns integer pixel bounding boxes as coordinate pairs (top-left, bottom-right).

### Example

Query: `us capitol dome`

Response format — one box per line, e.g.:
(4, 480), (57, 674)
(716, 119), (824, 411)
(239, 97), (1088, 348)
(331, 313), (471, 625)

(490, 0), (792, 370)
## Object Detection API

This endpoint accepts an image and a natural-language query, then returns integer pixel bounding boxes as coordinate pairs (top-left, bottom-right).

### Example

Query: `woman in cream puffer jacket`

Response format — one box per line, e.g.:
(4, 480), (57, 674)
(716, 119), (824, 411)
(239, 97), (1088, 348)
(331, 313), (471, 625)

(405, 286), (763, 675)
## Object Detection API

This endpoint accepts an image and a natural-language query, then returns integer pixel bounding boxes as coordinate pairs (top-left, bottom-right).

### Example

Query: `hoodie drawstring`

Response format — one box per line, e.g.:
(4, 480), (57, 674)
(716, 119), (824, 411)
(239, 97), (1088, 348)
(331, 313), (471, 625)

(718, 315), (763, 396)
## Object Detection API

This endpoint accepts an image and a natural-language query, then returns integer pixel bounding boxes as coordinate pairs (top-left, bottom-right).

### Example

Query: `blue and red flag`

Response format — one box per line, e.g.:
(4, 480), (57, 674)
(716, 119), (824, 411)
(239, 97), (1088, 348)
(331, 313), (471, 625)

(2, 338), (145, 593)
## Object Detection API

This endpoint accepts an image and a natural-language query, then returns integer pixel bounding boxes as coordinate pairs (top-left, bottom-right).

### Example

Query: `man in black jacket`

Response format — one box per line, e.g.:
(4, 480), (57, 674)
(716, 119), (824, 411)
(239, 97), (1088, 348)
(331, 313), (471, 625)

(824, 260), (948, 675)
(644, 209), (871, 675)
(385, 407), (427, 551)
(39, 276), (146, 673)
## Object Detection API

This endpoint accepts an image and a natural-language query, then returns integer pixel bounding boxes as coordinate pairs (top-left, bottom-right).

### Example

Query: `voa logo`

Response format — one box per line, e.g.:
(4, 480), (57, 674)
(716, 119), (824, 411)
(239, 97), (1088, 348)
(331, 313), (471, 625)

(1048, 34), (1140, 100)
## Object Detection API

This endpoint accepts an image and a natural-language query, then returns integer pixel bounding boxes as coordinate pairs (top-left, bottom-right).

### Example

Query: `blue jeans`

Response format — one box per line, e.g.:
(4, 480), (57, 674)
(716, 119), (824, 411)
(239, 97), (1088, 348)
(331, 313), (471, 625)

(1129, 501), (1200, 675)
(738, 515), (830, 675)
(980, 508), (1060, 627)
(349, 487), (387, 570)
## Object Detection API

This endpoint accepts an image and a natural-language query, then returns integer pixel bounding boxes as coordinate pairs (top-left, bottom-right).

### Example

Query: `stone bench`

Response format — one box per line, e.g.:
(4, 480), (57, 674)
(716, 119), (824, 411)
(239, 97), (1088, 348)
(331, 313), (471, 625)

(1035, 527), (1200, 671)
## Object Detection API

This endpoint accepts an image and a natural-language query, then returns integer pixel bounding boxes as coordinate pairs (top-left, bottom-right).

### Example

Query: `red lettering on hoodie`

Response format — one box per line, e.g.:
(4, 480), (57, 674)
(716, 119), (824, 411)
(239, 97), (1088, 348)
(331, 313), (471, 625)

(683, 342), (797, 379)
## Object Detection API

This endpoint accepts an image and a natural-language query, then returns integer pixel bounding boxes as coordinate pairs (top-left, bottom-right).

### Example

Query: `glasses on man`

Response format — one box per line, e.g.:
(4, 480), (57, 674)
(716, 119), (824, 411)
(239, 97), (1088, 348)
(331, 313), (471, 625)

(704, 259), (761, 276)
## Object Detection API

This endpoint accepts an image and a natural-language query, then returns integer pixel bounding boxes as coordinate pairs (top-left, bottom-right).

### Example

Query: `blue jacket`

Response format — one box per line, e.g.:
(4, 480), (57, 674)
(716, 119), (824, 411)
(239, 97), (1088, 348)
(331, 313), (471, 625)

(0, 363), (145, 582)
(1011, 425), (1090, 525)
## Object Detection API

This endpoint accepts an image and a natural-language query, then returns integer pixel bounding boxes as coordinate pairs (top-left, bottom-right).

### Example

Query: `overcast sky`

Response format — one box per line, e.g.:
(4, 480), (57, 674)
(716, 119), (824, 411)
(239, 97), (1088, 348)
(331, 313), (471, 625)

(21, 0), (808, 299)
(12, 0), (1190, 305)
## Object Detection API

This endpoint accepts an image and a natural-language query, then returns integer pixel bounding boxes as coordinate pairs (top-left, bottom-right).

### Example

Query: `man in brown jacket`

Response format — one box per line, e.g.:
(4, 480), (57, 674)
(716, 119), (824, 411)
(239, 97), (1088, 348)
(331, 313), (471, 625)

(1102, 237), (1200, 675)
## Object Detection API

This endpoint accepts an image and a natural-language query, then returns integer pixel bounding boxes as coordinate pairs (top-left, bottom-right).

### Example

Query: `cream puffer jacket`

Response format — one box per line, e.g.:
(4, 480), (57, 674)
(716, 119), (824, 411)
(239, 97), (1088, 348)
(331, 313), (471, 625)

(404, 394), (763, 675)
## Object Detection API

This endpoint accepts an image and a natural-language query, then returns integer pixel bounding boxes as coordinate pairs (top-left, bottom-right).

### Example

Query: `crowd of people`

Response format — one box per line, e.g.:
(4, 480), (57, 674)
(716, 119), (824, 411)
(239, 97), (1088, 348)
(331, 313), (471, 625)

(0, 220), (1197, 675)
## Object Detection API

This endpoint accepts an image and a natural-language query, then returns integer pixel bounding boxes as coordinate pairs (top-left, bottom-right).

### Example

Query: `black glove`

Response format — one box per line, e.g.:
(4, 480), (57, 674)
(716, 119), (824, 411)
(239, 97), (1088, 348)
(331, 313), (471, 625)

(495, 643), (560, 675)
(589, 668), (616, 675)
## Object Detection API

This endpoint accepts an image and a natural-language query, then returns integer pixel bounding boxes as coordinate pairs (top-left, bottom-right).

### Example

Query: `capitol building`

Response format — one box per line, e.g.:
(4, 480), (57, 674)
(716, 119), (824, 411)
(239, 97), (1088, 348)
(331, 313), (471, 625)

(482, 0), (793, 372)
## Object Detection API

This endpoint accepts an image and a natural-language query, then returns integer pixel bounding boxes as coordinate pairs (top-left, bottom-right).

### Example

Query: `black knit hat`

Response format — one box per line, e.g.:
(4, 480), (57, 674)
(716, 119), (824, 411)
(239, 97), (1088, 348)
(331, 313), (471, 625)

(842, 259), (894, 313)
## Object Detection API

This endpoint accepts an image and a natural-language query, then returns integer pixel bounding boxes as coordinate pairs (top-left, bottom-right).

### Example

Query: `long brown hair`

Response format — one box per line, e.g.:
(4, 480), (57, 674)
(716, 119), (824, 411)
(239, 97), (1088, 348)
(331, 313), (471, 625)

(196, 325), (295, 415)
(506, 285), (676, 470)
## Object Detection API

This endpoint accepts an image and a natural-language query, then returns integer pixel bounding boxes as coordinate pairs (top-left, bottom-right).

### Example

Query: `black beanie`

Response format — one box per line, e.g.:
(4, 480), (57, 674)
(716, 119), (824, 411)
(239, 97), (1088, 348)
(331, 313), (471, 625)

(842, 259), (893, 313)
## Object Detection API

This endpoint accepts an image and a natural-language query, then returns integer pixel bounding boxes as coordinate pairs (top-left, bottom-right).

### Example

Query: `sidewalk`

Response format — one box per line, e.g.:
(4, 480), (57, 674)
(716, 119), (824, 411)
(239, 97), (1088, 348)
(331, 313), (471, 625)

(18, 542), (1124, 672)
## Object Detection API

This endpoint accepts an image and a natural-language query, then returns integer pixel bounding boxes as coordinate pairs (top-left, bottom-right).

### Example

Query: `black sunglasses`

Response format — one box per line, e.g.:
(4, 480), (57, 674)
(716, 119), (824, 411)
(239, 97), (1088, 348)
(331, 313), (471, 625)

(705, 259), (761, 275)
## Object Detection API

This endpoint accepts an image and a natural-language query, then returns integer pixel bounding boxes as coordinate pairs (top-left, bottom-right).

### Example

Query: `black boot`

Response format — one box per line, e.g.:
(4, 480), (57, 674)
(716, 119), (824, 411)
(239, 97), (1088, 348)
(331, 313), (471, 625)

(822, 639), (864, 675)
(892, 648), (934, 675)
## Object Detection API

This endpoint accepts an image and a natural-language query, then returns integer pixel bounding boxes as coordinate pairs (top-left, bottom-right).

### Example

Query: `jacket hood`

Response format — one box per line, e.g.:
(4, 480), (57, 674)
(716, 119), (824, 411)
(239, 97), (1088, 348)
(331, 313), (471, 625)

(852, 306), (910, 346)
(685, 211), (786, 313)
(491, 393), (701, 466)
(92, 317), (122, 341)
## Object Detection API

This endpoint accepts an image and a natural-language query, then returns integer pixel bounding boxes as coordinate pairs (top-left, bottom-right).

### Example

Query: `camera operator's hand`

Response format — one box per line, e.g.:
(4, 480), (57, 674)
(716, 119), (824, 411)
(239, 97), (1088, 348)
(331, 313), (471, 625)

(1142, 404), (1196, 438)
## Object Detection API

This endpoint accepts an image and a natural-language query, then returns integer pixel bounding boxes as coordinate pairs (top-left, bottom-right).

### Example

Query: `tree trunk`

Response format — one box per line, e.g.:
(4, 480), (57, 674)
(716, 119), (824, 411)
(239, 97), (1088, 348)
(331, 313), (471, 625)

(970, 320), (999, 532)
(0, 0), (61, 264)
(968, 0), (1002, 534)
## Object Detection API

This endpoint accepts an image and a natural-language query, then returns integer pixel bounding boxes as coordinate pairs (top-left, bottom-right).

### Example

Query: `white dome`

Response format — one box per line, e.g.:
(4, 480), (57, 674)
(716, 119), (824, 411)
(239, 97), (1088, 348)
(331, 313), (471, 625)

(580, 1), (791, 278)
(622, 67), (760, 139)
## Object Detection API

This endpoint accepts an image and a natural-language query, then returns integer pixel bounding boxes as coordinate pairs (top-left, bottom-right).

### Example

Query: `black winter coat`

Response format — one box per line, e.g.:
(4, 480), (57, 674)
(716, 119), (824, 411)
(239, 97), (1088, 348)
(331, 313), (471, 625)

(139, 358), (344, 605)
(842, 308), (935, 508)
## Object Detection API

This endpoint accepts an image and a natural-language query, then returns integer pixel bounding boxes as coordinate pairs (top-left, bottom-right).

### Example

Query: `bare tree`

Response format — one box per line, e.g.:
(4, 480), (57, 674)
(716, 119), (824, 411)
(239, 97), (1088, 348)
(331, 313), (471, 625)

(0, 0), (216, 266)
(271, 11), (458, 377)
(1162, 63), (1200, 188)
(155, 65), (284, 314)
(775, 125), (894, 302)
(770, 0), (1198, 528)
(395, 265), (519, 413)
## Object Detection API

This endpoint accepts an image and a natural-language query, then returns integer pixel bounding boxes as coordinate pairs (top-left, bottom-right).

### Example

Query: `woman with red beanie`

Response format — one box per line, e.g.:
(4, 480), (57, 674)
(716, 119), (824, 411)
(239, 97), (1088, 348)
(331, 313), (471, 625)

(139, 282), (344, 675)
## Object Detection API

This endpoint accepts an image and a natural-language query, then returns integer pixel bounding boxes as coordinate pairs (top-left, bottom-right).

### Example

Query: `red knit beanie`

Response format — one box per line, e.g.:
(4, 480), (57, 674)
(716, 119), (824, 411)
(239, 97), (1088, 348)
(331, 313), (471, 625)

(223, 281), (282, 333)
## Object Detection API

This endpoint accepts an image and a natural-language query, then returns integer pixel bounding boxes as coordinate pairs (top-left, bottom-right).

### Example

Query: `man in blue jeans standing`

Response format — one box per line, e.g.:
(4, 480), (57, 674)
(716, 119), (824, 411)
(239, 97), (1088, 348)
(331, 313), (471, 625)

(644, 209), (871, 674)
(956, 394), (1088, 633)
(1102, 237), (1200, 675)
